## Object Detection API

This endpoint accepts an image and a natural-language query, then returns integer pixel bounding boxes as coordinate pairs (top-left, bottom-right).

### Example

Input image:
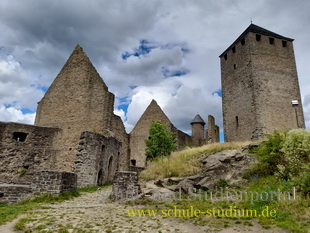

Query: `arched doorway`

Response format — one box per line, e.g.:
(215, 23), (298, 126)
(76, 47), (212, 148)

(97, 169), (104, 186)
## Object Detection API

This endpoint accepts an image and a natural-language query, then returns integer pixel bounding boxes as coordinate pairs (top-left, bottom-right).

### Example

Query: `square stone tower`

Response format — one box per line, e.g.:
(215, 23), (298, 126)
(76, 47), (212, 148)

(220, 24), (305, 142)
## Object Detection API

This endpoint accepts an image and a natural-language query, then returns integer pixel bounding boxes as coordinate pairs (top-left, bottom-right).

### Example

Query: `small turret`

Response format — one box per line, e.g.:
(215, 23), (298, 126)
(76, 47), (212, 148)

(191, 114), (205, 147)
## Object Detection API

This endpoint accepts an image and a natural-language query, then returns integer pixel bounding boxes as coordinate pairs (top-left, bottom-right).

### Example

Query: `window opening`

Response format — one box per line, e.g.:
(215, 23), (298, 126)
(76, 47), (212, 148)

(13, 132), (28, 142)
(269, 37), (274, 44)
(241, 38), (245, 45)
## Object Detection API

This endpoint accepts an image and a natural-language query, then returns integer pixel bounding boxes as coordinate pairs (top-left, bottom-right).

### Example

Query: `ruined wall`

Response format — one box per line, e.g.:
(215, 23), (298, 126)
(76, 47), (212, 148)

(111, 115), (130, 171)
(0, 122), (62, 184)
(34, 45), (129, 172)
(206, 115), (220, 143)
(112, 171), (140, 201)
(175, 129), (192, 148)
(32, 171), (77, 195)
(73, 131), (121, 188)
(129, 100), (191, 167)
(129, 100), (174, 167)
(0, 184), (33, 204)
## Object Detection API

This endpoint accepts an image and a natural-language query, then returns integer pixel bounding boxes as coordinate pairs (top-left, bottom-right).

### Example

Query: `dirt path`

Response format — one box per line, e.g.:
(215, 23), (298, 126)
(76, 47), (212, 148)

(0, 187), (290, 233)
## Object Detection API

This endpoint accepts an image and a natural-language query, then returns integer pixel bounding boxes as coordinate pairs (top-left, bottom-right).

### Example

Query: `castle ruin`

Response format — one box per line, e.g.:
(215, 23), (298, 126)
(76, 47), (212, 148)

(0, 24), (305, 203)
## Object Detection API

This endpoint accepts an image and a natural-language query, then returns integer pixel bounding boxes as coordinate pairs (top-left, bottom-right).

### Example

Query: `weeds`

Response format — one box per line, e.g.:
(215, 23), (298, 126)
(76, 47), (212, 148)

(140, 141), (251, 181)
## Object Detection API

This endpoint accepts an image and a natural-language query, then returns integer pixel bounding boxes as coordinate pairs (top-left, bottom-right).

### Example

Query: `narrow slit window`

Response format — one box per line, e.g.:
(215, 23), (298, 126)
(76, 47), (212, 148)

(224, 54), (227, 60)
(232, 46), (236, 53)
(241, 38), (245, 45)
(233, 64), (236, 70)
(269, 37), (274, 44)
(235, 116), (239, 127)
(13, 132), (28, 142)
(282, 40), (287, 47)
(256, 34), (261, 41)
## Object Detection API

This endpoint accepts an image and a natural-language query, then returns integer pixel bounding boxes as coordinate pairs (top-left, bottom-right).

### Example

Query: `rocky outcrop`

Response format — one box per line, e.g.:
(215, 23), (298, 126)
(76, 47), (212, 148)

(140, 145), (257, 197)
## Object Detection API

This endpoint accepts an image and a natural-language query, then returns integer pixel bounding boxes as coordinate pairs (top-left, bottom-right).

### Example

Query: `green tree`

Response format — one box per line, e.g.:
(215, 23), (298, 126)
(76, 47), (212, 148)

(145, 121), (177, 160)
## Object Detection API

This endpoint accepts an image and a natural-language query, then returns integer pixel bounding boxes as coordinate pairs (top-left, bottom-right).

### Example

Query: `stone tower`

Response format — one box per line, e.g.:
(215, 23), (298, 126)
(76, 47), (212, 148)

(220, 24), (305, 142)
(191, 114), (205, 146)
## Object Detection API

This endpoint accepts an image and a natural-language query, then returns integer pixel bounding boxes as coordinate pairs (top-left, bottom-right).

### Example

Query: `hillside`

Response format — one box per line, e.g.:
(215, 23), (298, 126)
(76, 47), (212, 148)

(138, 130), (310, 233)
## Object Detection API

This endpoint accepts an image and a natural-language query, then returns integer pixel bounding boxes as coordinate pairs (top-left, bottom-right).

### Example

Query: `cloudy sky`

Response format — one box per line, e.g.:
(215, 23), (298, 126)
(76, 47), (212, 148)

(0, 0), (309, 139)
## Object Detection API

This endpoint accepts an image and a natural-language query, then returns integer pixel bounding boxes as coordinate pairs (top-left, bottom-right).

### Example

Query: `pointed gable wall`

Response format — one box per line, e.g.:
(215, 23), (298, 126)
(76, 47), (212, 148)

(34, 45), (128, 171)
(35, 45), (113, 132)
(129, 100), (176, 167)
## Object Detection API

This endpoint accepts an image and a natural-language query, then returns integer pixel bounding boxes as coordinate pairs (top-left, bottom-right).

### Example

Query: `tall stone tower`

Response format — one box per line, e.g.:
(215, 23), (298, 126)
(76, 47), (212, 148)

(191, 114), (205, 146)
(220, 24), (305, 142)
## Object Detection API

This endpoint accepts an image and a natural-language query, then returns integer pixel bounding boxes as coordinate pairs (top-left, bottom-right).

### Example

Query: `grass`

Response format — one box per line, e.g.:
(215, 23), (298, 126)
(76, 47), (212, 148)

(0, 185), (110, 226)
(137, 141), (309, 233)
(139, 141), (251, 181)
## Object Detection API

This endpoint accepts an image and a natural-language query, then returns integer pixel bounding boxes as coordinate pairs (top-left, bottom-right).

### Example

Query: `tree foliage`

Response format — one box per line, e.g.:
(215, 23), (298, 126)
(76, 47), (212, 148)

(250, 129), (310, 195)
(145, 121), (177, 160)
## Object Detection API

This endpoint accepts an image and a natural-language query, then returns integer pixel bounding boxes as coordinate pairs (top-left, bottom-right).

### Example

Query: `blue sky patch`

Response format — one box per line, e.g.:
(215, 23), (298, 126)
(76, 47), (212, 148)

(122, 39), (158, 60)
(21, 108), (35, 114)
(212, 89), (222, 97)
(161, 67), (189, 78)
(116, 97), (130, 113)
(39, 86), (49, 93)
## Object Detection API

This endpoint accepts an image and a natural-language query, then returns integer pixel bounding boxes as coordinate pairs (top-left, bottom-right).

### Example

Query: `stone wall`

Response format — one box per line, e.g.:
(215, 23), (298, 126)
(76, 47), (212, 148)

(0, 184), (33, 204)
(112, 171), (140, 201)
(221, 26), (305, 142)
(0, 122), (62, 184)
(176, 129), (192, 148)
(129, 100), (191, 167)
(206, 115), (220, 143)
(129, 100), (176, 167)
(32, 171), (77, 195)
(129, 166), (145, 173)
(73, 131), (121, 188)
(34, 45), (129, 172)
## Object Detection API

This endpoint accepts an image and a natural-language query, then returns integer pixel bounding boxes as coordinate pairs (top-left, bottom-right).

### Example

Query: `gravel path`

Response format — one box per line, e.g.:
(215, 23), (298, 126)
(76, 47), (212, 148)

(0, 187), (290, 233)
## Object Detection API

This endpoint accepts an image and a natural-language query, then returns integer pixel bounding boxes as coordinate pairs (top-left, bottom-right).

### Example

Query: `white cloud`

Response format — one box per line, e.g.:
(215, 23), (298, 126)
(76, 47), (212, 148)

(0, 0), (309, 135)
(0, 105), (35, 124)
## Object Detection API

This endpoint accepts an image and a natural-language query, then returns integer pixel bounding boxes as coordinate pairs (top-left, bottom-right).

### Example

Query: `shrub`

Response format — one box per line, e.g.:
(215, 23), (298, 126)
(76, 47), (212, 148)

(251, 129), (310, 195)
(145, 121), (177, 160)
(278, 129), (310, 179)
(251, 130), (287, 176)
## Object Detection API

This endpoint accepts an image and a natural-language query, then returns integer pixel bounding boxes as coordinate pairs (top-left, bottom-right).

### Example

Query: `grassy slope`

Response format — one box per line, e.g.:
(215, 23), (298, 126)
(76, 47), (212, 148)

(140, 141), (251, 181)
(139, 142), (310, 233)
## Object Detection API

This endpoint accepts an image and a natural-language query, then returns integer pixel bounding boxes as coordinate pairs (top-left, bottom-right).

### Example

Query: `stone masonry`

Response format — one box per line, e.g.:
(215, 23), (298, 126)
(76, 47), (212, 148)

(32, 171), (77, 195)
(1, 24), (305, 203)
(206, 115), (220, 144)
(129, 100), (191, 167)
(73, 131), (121, 188)
(0, 122), (62, 184)
(0, 184), (33, 204)
(112, 171), (140, 201)
(220, 24), (305, 141)
(34, 45), (129, 172)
